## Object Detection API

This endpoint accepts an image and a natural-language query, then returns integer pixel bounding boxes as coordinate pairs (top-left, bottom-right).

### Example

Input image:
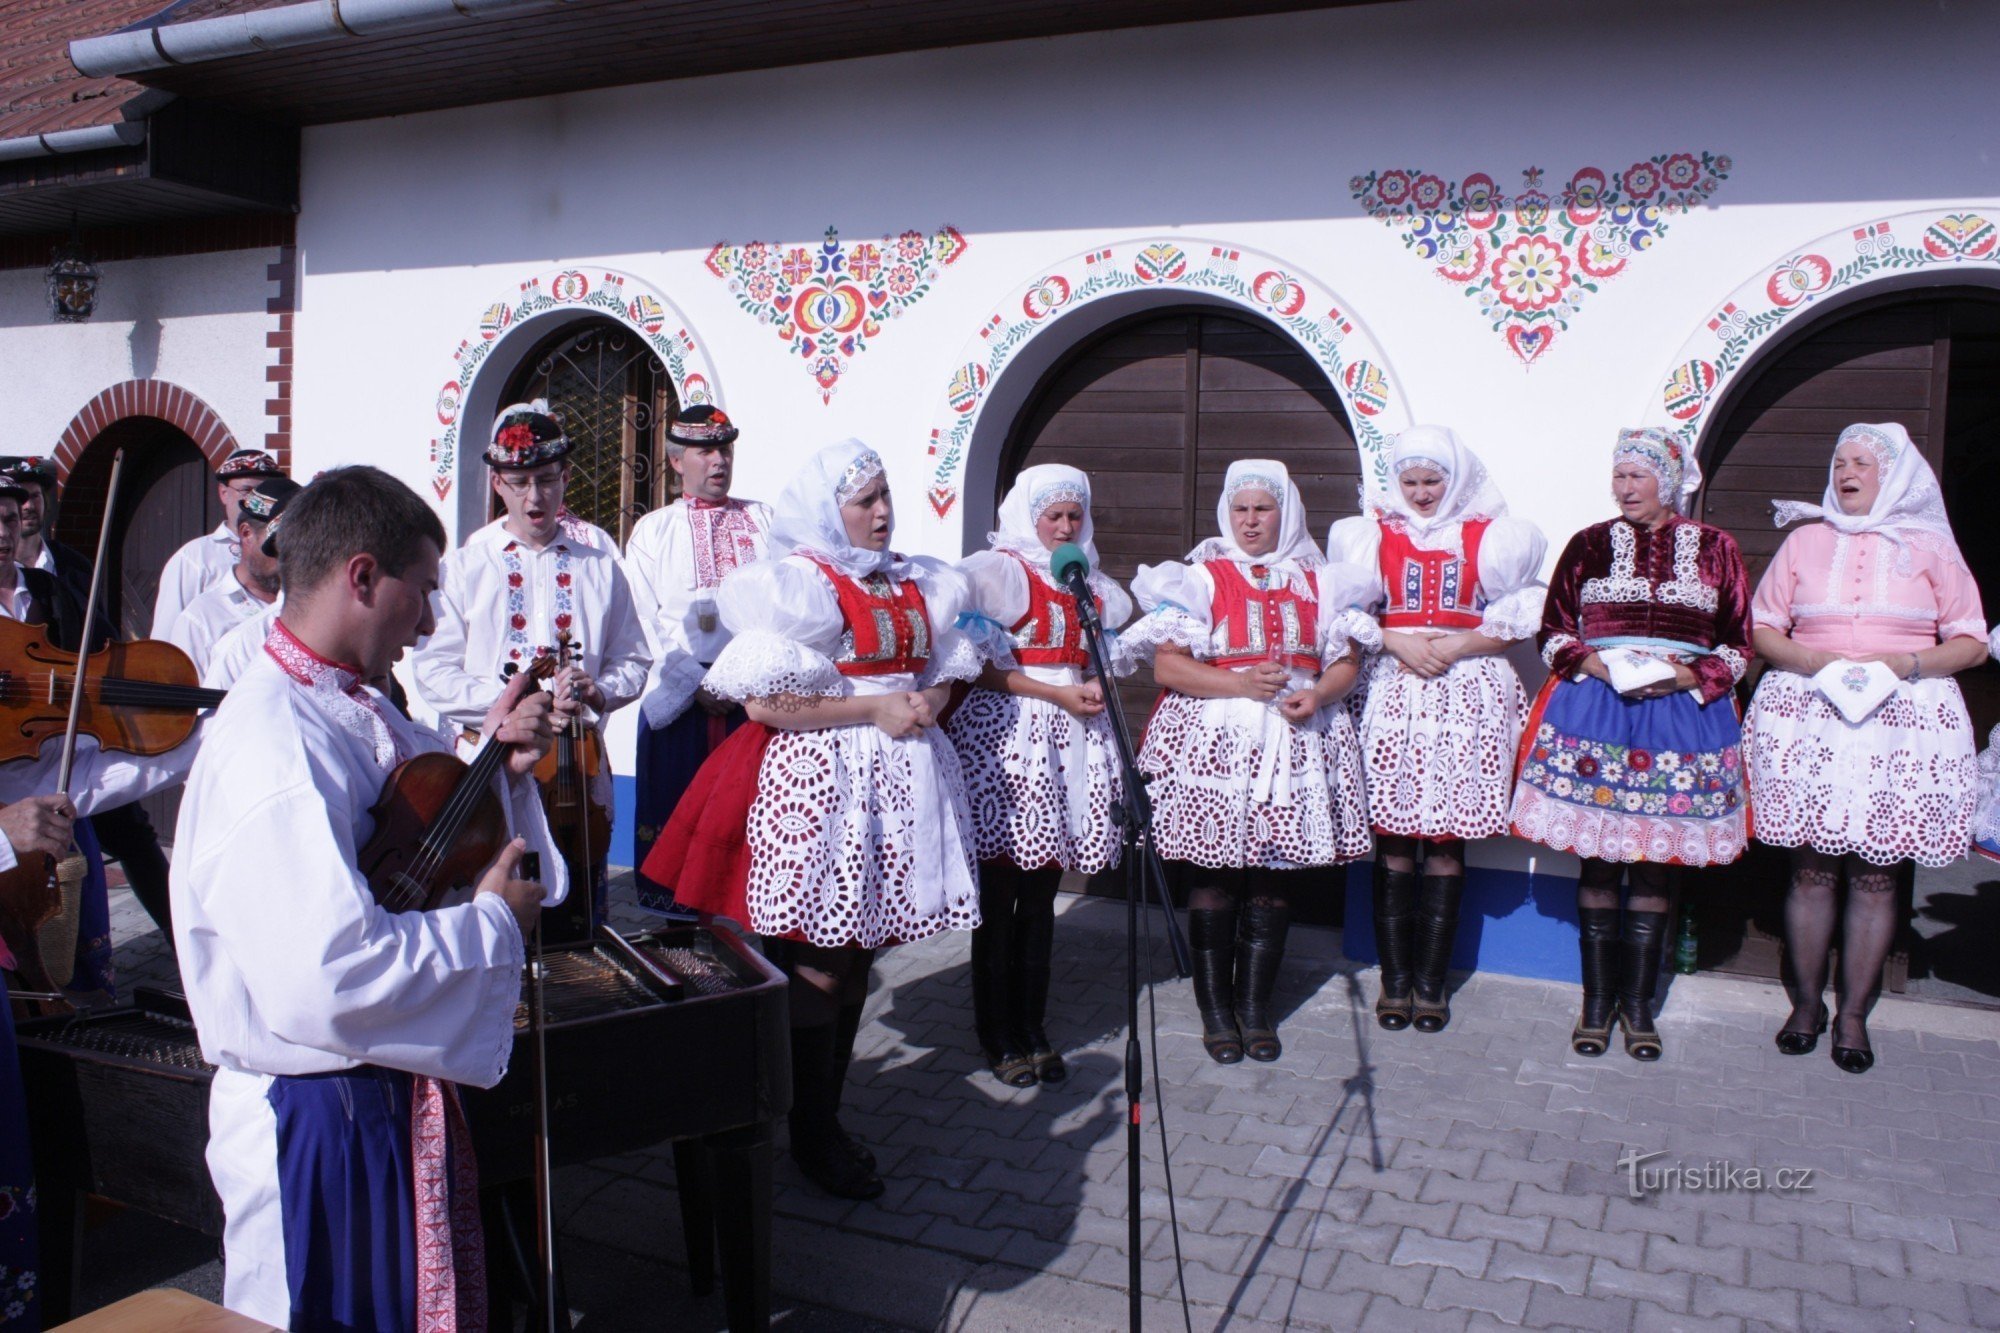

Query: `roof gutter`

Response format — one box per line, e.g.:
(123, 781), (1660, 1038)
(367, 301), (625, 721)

(0, 118), (150, 164)
(71, 0), (576, 79)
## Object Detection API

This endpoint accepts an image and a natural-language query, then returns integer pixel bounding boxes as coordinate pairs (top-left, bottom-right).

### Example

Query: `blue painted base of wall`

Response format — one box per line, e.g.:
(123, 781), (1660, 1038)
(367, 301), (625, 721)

(1342, 860), (1585, 985)
(611, 774), (636, 870)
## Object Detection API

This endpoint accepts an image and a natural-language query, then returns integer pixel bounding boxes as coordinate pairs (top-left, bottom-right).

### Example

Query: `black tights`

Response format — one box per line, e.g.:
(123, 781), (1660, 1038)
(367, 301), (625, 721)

(1576, 858), (1673, 914)
(1781, 849), (1898, 1050)
(1379, 835), (1465, 877)
(770, 940), (874, 1028)
(975, 861), (1063, 967)
(1186, 865), (1298, 914)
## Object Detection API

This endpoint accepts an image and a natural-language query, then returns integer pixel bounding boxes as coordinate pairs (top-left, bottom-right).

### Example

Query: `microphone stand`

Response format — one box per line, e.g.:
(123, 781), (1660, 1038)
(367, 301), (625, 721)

(1056, 554), (1191, 1329)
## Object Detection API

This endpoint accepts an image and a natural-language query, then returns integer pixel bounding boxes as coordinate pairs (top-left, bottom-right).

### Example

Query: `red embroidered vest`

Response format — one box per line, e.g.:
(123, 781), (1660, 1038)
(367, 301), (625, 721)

(1006, 553), (1094, 669)
(1378, 517), (1489, 631)
(1205, 560), (1320, 671)
(808, 558), (933, 676)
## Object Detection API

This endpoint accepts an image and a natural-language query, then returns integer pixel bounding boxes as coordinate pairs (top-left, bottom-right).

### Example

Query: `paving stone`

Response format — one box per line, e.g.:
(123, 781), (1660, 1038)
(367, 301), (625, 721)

(1510, 1184), (1609, 1230)
(1851, 1201), (1959, 1252)
(1484, 1240), (1590, 1296)
(1449, 1204), (1550, 1251)
(1422, 1269), (1533, 1324)
(1390, 1229), (1493, 1279)
(1330, 1249), (1436, 1308)
(1586, 1258), (1691, 1311)
(1524, 1284), (1635, 1332)
(1853, 1269), (1973, 1324)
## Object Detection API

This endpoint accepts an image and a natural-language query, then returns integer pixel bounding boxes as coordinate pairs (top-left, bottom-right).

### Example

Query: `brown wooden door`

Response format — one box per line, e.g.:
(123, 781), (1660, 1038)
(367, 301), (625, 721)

(59, 421), (220, 839)
(1695, 289), (2000, 993)
(1002, 309), (1362, 729)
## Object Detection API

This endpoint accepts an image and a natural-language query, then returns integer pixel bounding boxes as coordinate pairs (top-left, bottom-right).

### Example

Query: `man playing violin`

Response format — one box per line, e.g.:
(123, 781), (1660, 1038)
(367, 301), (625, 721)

(413, 401), (650, 929)
(165, 476), (301, 679)
(171, 465), (568, 1333)
(150, 448), (287, 638)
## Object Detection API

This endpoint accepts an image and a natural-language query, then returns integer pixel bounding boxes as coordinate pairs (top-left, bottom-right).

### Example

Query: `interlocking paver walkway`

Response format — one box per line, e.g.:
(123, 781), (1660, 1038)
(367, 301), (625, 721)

(75, 881), (2000, 1330)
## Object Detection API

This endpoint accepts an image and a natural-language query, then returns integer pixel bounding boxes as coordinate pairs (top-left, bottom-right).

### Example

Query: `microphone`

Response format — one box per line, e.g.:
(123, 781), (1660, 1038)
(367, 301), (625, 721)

(1049, 542), (1092, 599)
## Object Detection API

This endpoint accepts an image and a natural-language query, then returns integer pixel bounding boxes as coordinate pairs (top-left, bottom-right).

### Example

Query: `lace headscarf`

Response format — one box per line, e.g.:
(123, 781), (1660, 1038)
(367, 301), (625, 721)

(989, 464), (1098, 575)
(1364, 425), (1509, 538)
(1611, 427), (1703, 516)
(1771, 422), (1963, 574)
(767, 438), (909, 578)
(1188, 459), (1321, 586)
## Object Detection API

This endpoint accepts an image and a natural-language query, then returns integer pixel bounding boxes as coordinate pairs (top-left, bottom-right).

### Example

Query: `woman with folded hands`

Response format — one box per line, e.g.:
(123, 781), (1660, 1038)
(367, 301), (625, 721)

(1742, 423), (1986, 1075)
(1511, 428), (1754, 1063)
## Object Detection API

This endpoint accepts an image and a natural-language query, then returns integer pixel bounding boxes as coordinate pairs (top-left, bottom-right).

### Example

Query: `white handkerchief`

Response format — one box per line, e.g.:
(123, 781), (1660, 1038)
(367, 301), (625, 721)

(1599, 647), (1678, 694)
(1811, 658), (1899, 725)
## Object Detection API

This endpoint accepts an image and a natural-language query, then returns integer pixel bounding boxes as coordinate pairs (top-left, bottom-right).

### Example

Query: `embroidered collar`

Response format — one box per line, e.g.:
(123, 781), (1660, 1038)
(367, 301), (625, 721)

(264, 619), (403, 770)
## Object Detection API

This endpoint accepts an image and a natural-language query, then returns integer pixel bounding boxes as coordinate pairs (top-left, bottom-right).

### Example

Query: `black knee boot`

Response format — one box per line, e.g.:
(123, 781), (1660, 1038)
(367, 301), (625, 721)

(1410, 873), (1463, 1033)
(1012, 873), (1064, 1083)
(788, 1021), (883, 1200)
(1234, 900), (1290, 1062)
(1188, 907), (1242, 1064)
(1572, 907), (1621, 1057)
(1617, 909), (1668, 1062)
(1373, 865), (1418, 1031)
(831, 1001), (878, 1170)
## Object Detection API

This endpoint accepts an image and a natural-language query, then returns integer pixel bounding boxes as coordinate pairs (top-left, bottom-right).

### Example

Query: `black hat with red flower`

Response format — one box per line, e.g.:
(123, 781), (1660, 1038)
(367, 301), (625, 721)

(486, 399), (572, 470)
(214, 449), (286, 483)
(666, 404), (738, 448)
(0, 456), (57, 492)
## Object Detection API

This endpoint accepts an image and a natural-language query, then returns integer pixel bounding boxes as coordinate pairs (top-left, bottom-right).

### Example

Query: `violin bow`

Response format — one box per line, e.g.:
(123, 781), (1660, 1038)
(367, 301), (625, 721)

(55, 448), (125, 796)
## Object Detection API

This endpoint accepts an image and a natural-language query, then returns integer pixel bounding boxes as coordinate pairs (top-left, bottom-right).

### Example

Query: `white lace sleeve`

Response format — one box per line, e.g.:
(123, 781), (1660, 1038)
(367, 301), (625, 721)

(1475, 516), (1550, 642)
(914, 557), (988, 688)
(1122, 561), (1213, 664)
(707, 558), (846, 700)
(1325, 517), (1386, 612)
(1315, 559), (1383, 662)
(702, 630), (844, 702)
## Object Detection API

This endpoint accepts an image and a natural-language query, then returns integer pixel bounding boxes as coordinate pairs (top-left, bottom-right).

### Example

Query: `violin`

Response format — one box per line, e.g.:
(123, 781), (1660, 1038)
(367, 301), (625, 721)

(0, 617), (221, 764)
(357, 656), (556, 913)
(536, 631), (611, 873)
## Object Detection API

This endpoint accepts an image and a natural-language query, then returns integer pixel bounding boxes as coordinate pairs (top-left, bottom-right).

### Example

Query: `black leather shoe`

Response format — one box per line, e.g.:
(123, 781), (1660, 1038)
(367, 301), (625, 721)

(1773, 1006), (1827, 1056)
(1234, 900), (1290, 1062)
(1189, 907), (1243, 1064)
(1410, 873), (1464, 1034)
(1374, 865), (1418, 1031)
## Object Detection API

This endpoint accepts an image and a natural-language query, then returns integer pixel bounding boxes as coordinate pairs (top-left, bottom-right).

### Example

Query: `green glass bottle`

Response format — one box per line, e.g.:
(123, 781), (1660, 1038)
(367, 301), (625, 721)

(1673, 903), (1699, 975)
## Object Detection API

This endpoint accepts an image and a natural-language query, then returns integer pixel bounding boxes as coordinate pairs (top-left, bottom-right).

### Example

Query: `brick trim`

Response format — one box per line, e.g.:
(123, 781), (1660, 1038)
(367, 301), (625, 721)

(264, 245), (297, 465)
(53, 380), (241, 484)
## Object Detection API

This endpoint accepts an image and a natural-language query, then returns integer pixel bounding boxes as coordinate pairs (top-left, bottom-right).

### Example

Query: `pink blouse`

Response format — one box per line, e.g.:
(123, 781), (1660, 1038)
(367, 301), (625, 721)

(1750, 522), (1986, 653)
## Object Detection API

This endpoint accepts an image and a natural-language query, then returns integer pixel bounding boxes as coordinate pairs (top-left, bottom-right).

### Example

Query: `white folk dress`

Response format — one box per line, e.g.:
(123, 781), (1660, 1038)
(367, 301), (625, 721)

(703, 553), (984, 947)
(946, 550), (1133, 874)
(1125, 557), (1377, 869)
(1743, 522), (1985, 867)
(1327, 514), (1546, 841)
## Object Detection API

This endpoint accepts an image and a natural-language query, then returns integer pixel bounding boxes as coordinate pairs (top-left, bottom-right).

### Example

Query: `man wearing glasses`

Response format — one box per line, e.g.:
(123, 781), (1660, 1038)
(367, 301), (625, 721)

(412, 400), (651, 927)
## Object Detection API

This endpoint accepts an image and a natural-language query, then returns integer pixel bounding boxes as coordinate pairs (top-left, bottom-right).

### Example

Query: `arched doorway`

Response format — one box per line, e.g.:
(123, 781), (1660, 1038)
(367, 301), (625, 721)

(492, 318), (679, 546)
(1694, 287), (2000, 1002)
(1000, 306), (1363, 920)
(58, 418), (224, 641)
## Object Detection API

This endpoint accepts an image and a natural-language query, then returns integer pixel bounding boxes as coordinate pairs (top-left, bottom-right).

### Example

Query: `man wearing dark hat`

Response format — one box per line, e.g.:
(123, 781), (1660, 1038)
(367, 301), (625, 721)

(620, 404), (772, 913)
(165, 476), (301, 678)
(1, 455), (90, 613)
(413, 400), (650, 928)
(151, 447), (287, 637)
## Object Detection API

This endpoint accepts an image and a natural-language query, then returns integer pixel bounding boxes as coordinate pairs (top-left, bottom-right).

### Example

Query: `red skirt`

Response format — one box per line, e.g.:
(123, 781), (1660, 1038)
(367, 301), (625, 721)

(638, 720), (774, 928)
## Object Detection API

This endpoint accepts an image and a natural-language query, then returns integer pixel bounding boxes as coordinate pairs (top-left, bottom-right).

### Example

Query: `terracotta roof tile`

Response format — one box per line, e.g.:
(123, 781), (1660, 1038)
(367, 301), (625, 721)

(0, 0), (288, 143)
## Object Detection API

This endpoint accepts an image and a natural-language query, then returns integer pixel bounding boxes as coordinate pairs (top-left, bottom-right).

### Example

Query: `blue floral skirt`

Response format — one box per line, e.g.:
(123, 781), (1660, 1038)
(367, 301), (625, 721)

(1510, 674), (1747, 867)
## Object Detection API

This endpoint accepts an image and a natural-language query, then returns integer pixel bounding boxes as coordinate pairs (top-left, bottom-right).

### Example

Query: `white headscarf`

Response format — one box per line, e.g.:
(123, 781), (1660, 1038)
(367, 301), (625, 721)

(1188, 459), (1321, 584)
(1772, 422), (1963, 573)
(990, 464), (1098, 575)
(1364, 425), (1509, 537)
(1612, 427), (1703, 515)
(768, 437), (909, 578)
